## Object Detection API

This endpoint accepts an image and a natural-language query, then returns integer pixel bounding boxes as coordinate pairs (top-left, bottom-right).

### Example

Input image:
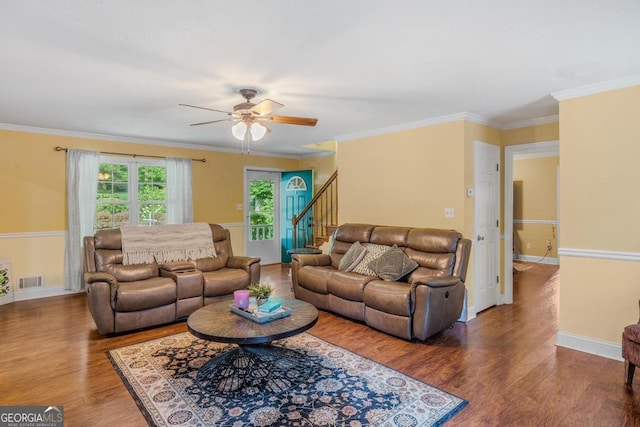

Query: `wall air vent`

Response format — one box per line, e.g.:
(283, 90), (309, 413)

(18, 275), (44, 289)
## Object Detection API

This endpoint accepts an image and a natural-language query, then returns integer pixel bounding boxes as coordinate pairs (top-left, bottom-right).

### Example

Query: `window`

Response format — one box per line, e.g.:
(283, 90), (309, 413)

(95, 157), (167, 230)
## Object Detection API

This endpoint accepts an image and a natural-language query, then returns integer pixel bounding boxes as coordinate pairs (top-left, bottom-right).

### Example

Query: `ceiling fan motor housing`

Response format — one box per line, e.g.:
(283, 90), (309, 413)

(234, 89), (258, 114)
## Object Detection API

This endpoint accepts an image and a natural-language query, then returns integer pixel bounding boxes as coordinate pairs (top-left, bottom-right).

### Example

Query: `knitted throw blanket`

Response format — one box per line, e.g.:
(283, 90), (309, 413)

(120, 223), (216, 265)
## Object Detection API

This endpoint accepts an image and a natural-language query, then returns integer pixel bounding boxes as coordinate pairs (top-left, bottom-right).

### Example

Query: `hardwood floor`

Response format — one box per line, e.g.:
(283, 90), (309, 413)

(1, 262), (639, 426)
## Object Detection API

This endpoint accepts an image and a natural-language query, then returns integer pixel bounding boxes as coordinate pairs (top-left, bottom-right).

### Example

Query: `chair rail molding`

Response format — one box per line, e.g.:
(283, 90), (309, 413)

(0, 231), (66, 239)
(558, 247), (640, 263)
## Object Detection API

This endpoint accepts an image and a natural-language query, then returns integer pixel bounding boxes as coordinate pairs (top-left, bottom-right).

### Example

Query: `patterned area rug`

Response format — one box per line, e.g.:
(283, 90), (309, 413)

(108, 332), (467, 426)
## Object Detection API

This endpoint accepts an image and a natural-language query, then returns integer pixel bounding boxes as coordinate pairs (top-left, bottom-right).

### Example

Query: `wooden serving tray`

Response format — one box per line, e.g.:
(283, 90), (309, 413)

(229, 304), (292, 324)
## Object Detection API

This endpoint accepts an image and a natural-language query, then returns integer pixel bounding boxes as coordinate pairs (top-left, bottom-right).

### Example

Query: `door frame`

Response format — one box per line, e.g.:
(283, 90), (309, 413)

(503, 140), (559, 304)
(243, 167), (284, 263)
(473, 140), (501, 316)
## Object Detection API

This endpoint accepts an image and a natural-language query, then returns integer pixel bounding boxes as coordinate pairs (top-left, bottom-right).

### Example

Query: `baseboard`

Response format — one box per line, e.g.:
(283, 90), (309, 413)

(556, 331), (622, 361)
(514, 254), (559, 265)
(457, 290), (475, 323)
(13, 286), (83, 302)
(458, 301), (476, 323)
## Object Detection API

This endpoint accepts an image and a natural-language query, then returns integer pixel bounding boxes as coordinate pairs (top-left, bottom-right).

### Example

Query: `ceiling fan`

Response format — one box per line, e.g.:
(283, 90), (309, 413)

(179, 89), (318, 153)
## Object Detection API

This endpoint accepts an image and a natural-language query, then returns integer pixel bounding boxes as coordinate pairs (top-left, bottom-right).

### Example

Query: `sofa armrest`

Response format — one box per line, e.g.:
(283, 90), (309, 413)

(84, 272), (117, 335)
(228, 256), (261, 284)
(411, 276), (466, 341)
(413, 276), (461, 288)
(85, 271), (117, 287)
(160, 260), (197, 272)
(292, 254), (331, 267)
(227, 256), (260, 270)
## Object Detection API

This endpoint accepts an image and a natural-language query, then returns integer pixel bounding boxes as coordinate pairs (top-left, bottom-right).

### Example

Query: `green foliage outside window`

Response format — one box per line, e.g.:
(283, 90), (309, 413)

(249, 179), (274, 240)
(96, 163), (166, 229)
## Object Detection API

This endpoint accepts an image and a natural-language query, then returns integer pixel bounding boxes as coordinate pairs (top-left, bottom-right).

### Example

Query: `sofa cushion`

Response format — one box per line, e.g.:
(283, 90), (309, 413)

(363, 280), (413, 316)
(338, 241), (367, 272)
(404, 250), (456, 278)
(407, 228), (461, 253)
(297, 266), (333, 294)
(351, 244), (390, 276)
(115, 277), (176, 312)
(326, 270), (376, 301)
(368, 244), (419, 281)
(203, 268), (250, 297)
(369, 226), (410, 247)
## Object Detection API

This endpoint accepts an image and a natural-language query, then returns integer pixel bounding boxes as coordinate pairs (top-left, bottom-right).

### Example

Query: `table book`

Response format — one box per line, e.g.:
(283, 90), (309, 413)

(229, 304), (291, 324)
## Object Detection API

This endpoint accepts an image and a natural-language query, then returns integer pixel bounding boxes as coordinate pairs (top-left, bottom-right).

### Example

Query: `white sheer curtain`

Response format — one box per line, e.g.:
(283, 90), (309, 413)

(166, 157), (193, 224)
(64, 149), (99, 291)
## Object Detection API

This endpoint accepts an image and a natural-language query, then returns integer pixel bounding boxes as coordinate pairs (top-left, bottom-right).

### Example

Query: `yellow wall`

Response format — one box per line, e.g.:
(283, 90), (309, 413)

(0, 129), (335, 289)
(337, 120), (500, 309)
(502, 122), (559, 146)
(338, 122), (466, 229)
(558, 84), (640, 343)
(513, 156), (558, 257)
(298, 153), (337, 190)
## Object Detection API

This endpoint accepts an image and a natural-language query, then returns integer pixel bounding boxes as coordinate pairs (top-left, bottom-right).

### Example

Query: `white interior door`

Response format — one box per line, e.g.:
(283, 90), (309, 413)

(474, 141), (500, 313)
(244, 169), (281, 264)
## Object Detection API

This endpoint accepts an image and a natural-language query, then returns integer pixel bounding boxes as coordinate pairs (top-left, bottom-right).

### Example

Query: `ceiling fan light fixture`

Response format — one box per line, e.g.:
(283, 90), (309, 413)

(250, 122), (267, 141)
(231, 121), (247, 140)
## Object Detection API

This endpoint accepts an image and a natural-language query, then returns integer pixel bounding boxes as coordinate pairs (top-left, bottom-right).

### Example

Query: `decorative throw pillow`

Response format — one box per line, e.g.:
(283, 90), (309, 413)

(351, 244), (391, 276)
(338, 241), (368, 272)
(368, 244), (419, 281)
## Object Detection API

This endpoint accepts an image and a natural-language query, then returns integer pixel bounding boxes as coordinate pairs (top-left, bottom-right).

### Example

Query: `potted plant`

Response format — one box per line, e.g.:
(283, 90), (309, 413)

(247, 282), (273, 305)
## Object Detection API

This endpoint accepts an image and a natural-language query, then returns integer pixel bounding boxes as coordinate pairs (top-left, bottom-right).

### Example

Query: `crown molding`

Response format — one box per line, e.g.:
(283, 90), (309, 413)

(0, 122), (303, 159)
(550, 74), (640, 101)
(502, 115), (559, 130)
(335, 112), (502, 143)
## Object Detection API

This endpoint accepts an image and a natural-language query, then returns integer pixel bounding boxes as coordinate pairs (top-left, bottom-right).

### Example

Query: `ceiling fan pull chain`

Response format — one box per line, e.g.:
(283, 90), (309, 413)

(244, 130), (251, 155)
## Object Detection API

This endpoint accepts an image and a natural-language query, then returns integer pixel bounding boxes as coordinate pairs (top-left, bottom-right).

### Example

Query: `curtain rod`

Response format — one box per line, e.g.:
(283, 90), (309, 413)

(54, 146), (206, 163)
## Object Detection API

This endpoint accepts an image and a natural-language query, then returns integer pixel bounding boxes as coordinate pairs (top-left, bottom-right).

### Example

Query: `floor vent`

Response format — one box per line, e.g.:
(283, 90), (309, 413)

(18, 275), (44, 289)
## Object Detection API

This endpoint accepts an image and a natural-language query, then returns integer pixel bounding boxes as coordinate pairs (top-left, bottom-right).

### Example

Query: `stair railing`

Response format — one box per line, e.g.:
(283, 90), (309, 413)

(292, 170), (338, 252)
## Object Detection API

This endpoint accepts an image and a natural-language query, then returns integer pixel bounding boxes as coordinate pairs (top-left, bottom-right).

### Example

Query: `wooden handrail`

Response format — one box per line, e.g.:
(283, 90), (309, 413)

(291, 170), (338, 252)
(292, 170), (338, 228)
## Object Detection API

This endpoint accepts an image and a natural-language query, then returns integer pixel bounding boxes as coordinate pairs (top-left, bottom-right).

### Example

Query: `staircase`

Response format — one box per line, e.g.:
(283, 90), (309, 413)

(292, 170), (338, 252)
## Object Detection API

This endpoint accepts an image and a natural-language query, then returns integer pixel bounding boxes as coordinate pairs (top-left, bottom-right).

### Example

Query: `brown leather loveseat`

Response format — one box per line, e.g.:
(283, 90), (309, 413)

(291, 223), (471, 341)
(83, 223), (260, 335)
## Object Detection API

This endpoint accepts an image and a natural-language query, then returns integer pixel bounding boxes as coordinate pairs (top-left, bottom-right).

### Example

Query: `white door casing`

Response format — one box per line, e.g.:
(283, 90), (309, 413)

(503, 140), (559, 304)
(474, 141), (501, 313)
(244, 168), (281, 265)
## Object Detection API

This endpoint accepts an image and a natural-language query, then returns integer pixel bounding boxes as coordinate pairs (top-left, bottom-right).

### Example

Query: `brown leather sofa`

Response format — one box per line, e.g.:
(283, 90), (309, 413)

(291, 223), (471, 341)
(83, 224), (260, 335)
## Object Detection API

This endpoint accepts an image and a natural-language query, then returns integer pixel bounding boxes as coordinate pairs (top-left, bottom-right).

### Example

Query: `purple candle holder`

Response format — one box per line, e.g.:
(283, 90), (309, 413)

(234, 290), (250, 310)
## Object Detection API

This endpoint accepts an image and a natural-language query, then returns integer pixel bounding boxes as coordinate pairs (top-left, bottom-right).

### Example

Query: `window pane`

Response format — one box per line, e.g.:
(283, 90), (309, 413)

(249, 178), (275, 241)
(95, 161), (167, 230)
(139, 203), (166, 226)
(138, 166), (166, 203)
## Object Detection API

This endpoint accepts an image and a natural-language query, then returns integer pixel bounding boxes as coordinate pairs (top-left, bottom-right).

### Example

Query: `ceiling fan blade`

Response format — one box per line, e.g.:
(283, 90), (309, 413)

(269, 115), (318, 126)
(179, 103), (233, 115)
(190, 118), (234, 126)
(251, 99), (284, 116)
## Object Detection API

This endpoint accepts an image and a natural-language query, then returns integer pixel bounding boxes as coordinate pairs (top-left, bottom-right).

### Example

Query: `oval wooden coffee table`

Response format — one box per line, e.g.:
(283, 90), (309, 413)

(187, 296), (318, 396)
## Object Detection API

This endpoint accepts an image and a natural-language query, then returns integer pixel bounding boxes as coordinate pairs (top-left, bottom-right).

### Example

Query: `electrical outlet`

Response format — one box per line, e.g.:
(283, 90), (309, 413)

(444, 208), (455, 218)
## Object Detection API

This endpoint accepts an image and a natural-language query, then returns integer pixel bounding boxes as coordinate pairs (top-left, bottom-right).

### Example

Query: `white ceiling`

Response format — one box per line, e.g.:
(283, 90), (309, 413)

(1, 1), (639, 156)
